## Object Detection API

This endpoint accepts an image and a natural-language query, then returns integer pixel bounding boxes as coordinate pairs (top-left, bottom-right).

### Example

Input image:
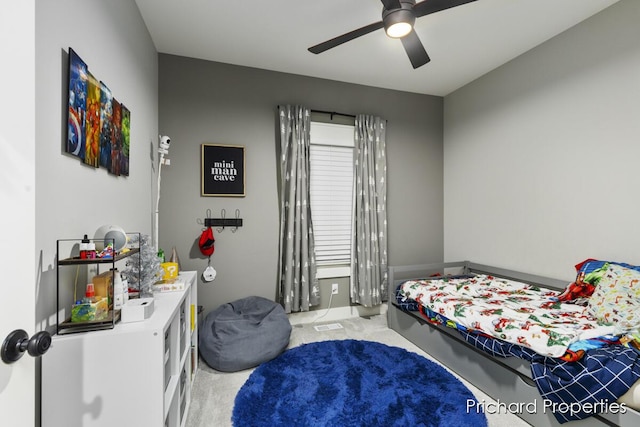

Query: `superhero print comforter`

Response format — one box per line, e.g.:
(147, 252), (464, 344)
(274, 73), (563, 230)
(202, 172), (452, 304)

(398, 274), (615, 358)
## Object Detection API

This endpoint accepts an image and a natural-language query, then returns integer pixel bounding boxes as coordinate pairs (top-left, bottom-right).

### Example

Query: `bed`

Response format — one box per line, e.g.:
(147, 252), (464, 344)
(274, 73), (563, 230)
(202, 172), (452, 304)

(387, 261), (640, 427)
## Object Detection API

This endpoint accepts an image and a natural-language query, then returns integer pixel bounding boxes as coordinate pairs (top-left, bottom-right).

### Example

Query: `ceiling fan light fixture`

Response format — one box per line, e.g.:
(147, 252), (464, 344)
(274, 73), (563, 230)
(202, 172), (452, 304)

(386, 21), (413, 38)
(383, 6), (415, 39)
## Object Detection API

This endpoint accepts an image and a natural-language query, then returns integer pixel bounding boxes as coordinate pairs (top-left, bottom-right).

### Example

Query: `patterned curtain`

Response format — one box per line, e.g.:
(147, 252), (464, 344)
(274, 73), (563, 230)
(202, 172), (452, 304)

(351, 114), (388, 307)
(277, 105), (319, 313)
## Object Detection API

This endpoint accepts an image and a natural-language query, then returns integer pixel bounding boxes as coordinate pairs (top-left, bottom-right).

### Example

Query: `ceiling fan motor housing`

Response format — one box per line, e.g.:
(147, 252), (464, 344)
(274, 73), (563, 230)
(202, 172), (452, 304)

(383, 0), (416, 38)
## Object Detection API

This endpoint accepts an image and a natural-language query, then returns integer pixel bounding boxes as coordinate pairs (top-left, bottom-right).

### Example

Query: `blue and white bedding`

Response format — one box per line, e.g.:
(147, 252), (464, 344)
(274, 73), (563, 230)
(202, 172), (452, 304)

(461, 330), (640, 423)
(394, 279), (640, 423)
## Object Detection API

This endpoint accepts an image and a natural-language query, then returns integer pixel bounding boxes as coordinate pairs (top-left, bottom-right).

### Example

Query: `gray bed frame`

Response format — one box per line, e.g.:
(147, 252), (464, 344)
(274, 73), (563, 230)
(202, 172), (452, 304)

(387, 261), (640, 427)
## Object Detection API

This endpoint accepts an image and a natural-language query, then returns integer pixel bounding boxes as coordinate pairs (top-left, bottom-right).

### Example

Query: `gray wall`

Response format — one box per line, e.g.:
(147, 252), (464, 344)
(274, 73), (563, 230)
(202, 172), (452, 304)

(35, 0), (158, 331)
(443, 0), (640, 281)
(158, 55), (443, 316)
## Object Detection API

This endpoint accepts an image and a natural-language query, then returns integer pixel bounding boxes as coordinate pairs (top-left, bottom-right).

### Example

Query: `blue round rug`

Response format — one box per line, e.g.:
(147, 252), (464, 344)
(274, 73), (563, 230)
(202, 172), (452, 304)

(232, 339), (487, 427)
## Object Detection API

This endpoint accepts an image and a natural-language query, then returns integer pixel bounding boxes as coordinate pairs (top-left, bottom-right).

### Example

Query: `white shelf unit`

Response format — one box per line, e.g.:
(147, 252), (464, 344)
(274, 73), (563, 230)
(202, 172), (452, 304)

(42, 271), (198, 427)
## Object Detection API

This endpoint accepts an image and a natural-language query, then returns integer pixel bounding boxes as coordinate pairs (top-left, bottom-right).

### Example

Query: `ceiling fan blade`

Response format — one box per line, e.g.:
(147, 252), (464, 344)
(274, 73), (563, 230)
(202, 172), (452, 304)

(308, 21), (385, 54)
(380, 0), (402, 10)
(413, 0), (478, 18)
(400, 30), (431, 69)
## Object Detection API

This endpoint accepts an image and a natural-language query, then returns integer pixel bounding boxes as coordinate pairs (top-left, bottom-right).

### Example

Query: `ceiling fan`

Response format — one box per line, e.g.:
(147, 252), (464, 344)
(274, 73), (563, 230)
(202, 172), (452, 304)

(308, 0), (478, 69)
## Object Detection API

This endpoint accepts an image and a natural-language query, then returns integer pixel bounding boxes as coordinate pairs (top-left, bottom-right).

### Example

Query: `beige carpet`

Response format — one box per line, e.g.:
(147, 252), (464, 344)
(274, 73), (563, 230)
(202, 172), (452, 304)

(186, 310), (531, 427)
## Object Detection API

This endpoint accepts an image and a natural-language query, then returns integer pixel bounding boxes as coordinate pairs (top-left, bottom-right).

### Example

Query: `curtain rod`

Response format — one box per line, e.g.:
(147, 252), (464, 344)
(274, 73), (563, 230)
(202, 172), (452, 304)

(311, 109), (356, 120)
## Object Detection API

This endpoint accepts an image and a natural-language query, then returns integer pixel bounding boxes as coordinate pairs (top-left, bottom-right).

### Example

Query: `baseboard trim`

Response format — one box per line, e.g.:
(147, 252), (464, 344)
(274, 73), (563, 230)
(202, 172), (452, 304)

(288, 303), (387, 325)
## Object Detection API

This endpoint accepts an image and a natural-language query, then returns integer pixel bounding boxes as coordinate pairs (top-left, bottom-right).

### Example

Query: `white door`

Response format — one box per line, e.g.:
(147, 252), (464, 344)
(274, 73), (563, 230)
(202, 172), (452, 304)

(0, 1), (37, 427)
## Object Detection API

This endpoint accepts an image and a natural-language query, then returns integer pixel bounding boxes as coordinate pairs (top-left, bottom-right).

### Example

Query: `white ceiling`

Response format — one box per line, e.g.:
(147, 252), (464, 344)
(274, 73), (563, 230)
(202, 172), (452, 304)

(134, 0), (620, 96)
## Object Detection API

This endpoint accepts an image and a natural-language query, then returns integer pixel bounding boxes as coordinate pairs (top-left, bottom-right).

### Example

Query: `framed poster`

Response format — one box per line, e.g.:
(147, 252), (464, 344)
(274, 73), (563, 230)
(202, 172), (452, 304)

(201, 144), (245, 197)
(84, 70), (100, 168)
(67, 48), (88, 160)
(98, 81), (113, 169)
(120, 104), (130, 176)
(65, 47), (131, 177)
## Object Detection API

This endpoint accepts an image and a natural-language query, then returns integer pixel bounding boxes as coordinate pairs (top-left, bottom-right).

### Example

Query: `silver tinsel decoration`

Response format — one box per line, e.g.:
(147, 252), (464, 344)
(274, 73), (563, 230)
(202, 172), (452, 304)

(121, 233), (162, 297)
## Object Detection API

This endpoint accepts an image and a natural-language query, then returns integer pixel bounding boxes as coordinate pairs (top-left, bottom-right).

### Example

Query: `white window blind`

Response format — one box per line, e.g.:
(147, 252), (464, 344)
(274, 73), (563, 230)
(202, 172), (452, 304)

(309, 122), (354, 266)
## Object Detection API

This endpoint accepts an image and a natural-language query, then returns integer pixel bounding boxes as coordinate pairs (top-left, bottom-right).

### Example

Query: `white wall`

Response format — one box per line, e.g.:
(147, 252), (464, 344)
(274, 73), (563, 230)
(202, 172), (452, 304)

(443, 0), (640, 281)
(35, 0), (158, 330)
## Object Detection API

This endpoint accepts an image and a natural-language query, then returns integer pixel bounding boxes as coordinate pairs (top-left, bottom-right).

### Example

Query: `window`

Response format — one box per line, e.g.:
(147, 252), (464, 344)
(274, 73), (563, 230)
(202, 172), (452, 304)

(309, 121), (354, 276)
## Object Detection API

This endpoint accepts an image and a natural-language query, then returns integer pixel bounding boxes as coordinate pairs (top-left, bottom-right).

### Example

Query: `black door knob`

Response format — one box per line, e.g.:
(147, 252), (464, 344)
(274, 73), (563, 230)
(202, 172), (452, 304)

(1, 329), (52, 364)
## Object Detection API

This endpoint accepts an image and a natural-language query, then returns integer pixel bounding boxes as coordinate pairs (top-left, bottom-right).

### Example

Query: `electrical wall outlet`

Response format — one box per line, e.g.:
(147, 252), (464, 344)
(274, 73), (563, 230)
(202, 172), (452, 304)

(331, 283), (339, 295)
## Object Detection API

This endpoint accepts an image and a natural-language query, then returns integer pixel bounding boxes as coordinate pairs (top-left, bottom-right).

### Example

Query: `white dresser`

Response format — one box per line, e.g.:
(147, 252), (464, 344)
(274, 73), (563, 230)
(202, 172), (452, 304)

(42, 271), (198, 427)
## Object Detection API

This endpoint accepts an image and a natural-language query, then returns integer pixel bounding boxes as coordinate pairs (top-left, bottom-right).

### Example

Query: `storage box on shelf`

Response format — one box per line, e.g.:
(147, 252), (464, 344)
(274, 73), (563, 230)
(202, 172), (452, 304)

(42, 270), (198, 427)
(55, 233), (141, 334)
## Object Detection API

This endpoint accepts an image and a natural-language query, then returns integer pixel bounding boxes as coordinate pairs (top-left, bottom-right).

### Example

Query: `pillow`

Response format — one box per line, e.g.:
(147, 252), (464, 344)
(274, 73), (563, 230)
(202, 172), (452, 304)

(558, 259), (640, 304)
(557, 262), (610, 304)
(587, 264), (640, 331)
(575, 258), (640, 282)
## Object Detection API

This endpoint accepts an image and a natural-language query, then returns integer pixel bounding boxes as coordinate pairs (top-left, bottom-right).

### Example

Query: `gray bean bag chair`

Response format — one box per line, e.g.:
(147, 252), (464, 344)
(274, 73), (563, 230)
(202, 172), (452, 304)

(199, 296), (291, 372)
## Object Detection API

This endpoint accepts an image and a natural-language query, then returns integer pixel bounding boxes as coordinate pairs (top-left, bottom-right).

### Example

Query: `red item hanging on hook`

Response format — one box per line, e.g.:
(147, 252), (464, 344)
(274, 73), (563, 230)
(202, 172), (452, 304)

(198, 227), (215, 257)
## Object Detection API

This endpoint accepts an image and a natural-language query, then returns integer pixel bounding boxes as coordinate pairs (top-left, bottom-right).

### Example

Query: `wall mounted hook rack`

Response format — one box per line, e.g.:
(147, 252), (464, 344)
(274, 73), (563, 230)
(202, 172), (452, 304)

(199, 208), (243, 232)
